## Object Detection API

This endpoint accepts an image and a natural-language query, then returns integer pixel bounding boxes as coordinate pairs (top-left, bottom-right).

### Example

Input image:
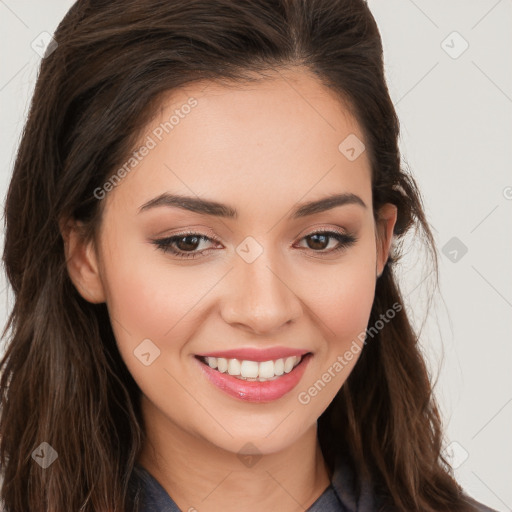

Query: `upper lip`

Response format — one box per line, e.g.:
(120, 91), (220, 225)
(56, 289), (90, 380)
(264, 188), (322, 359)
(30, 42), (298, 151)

(196, 347), (310, 362)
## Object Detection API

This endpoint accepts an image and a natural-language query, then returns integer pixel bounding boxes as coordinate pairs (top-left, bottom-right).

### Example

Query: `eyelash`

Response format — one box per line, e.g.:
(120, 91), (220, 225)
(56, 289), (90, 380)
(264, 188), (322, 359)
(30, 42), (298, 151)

(151, 228), (357, 260)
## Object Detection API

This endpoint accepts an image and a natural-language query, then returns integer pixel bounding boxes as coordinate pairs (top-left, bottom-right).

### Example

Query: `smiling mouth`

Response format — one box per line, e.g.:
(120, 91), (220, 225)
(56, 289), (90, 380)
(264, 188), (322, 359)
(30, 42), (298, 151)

(196, 354), (310, 382)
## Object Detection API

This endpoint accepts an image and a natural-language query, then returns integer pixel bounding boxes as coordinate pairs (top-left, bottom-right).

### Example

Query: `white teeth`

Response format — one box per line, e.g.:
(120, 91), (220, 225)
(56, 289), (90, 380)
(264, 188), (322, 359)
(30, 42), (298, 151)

(284, 356), (296, 373)
(227, 358), (241, 375)
(258, 360), (275, 379)
(203, 355), (304, 381)
(274, 358), (284, 376)
(240, 360), (259, 378)
(217, 357), (228, 373)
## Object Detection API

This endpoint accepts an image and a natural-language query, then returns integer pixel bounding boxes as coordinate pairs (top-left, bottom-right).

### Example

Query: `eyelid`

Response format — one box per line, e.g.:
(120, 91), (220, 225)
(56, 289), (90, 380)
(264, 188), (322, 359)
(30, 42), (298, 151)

(296, 224), (349, 238)
(156, 224), (351, 246)
(155, 225), (221, 240)
(291, 224), (353, 245)
(151, 224), (357, 260)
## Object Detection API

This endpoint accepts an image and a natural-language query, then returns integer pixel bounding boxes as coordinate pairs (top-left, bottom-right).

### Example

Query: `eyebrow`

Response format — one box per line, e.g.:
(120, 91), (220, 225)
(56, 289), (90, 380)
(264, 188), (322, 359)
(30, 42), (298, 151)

(138, 192), (366, 219)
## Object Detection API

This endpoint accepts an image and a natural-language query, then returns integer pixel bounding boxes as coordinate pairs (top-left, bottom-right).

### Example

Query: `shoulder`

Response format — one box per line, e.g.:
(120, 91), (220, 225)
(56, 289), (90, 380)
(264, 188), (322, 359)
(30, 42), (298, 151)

(127, 463), (181, 512)
(462, 493), (499, 512)
(329, 455), (498, 512)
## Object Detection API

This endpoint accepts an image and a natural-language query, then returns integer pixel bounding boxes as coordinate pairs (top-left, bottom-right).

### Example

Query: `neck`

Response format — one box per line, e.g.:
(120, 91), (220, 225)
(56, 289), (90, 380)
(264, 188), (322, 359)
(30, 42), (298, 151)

(137, 397), (332, 512)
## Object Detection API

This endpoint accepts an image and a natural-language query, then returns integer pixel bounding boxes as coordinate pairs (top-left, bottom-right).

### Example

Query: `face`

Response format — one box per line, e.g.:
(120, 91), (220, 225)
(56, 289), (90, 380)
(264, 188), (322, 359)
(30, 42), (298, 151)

(65, 69), (396, 456)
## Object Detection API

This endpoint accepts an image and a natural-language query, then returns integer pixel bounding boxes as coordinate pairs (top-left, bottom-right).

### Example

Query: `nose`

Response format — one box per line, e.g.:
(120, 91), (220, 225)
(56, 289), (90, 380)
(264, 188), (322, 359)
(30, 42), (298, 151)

(220, 244), (303, 335)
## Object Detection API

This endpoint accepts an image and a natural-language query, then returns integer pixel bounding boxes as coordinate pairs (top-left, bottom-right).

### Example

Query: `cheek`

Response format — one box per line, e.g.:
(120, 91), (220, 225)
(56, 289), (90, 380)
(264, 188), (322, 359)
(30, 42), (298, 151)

(98, 241), (207, 402)
(295, 251), (376, 414)
(306, 242), (377, 347)
(330, 272), (375, 344)
(101, 237), (212, 342)
(100, 241), (212, 402)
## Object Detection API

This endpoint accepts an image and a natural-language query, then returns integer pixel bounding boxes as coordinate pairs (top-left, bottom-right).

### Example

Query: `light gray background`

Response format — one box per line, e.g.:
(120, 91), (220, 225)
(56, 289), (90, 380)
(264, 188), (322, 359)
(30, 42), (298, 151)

(0, 1), (511, 510)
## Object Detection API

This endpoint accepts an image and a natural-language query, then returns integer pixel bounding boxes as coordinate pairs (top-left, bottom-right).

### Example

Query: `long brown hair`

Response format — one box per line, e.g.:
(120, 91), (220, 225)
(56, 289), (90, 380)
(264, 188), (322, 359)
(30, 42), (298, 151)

(0, 0), (477, 510)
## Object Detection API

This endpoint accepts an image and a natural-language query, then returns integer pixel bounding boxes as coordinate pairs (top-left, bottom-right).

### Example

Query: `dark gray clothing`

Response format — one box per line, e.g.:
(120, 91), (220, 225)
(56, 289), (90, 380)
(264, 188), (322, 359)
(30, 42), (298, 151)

(128, 458), (497, 511)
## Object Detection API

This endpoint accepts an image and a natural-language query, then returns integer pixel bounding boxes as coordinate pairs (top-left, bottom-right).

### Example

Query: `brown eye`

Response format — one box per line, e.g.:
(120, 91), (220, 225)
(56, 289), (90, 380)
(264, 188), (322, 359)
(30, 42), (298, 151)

(174, 235), (202, 252)
(298, 230), (357, 254)
(151, 232), (219, 259)
(305, 233), (330, 251)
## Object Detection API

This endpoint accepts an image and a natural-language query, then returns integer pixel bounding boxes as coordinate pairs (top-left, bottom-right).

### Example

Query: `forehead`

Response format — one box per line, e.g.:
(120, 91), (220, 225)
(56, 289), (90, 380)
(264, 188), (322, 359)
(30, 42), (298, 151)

(151, 69), (365, 155)
(104, 69), (372, 218)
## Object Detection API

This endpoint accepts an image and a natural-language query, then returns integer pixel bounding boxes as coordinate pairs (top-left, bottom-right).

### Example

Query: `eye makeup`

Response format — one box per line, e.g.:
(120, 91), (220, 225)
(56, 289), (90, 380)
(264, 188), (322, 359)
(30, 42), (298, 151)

(150, 227), (358, 260)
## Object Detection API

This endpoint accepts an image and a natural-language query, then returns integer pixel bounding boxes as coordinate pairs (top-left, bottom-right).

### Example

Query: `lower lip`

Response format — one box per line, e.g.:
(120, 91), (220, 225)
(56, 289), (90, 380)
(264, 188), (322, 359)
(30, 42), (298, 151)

(196, 354), (312, 403)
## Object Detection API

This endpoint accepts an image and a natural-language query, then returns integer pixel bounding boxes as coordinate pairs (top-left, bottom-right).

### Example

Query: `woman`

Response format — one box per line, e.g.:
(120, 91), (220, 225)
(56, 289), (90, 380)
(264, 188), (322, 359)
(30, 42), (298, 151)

(0, 0), (497, 511)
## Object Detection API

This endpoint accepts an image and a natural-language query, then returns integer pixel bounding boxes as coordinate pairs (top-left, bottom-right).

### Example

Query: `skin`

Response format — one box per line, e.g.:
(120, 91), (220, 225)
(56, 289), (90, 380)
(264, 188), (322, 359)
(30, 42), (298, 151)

(63, 68), (397, 512)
